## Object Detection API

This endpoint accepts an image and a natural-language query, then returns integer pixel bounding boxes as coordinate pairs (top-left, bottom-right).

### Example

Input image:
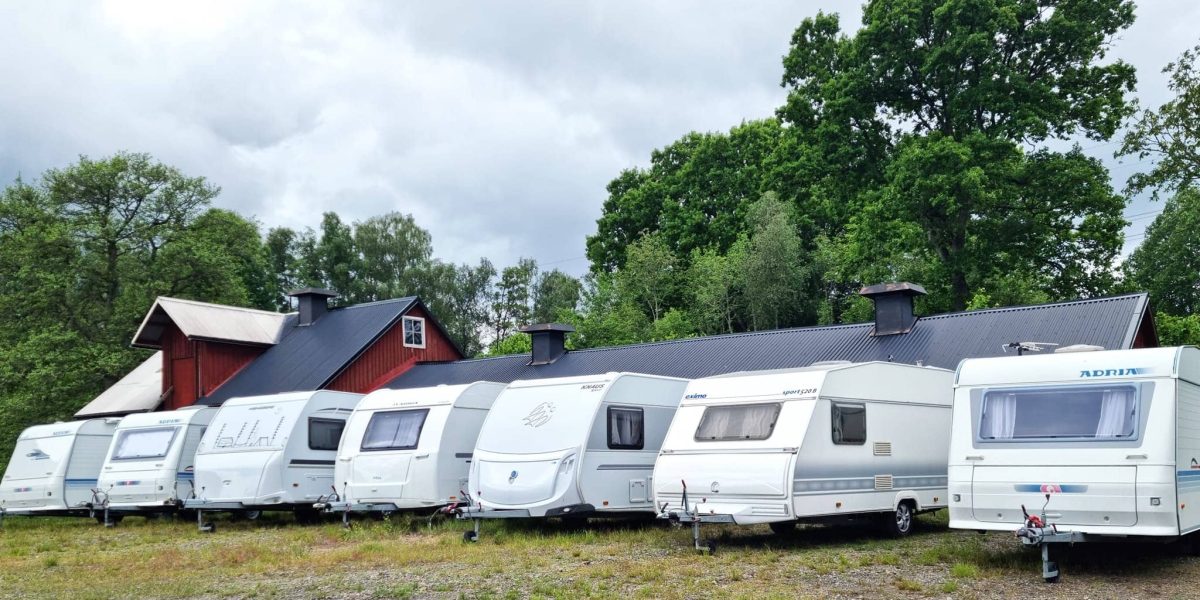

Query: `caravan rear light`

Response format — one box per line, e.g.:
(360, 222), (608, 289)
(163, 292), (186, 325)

(953, 494), (961, 502)
(1151, 497), (1161, 506)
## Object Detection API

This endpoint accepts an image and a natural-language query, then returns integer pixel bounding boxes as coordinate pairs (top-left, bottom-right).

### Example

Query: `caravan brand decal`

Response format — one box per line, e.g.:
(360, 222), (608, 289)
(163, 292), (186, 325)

(1013, 484), (1089, 494)
(25, 450), (49, 461)
(684, 393), (707, 400)
(522, 402), (556, 428)
(783, 388), (817, 396)
(580, 383), (605, 392)
(1191, 458), (1200, 470)
(1079, 368), (1144, 378)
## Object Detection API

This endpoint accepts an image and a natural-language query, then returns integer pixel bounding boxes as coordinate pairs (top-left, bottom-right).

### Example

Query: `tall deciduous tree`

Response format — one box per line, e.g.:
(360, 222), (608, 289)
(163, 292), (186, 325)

(618, 233), (679, 322)
(1121, 44), (1200, 197)
(354, 212), (433, 302)
(1124, 188), (1200, 316)
(742, 193), (812, 330)
(532, 269), (582, 324)
(490, 258), (538, 341)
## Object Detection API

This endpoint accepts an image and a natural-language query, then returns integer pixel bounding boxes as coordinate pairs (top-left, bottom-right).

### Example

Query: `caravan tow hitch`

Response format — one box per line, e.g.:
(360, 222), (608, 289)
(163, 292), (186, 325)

(1015, 493), (1083, 583)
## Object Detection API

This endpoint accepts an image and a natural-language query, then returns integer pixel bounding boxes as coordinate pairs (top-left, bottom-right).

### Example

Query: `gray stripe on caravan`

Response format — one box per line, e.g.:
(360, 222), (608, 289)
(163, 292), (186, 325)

(792, 475), (947, 494)
(596, 464), (655, 471)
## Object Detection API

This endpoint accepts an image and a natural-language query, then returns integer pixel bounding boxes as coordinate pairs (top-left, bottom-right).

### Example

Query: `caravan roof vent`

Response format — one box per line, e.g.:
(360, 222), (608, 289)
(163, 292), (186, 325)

(810, 360), (852, 367)
(1055, 344), (1106, 354)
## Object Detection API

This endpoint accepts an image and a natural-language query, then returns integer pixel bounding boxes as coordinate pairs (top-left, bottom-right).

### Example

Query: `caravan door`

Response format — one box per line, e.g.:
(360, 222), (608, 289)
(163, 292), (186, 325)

(969, 384), (1140, 527)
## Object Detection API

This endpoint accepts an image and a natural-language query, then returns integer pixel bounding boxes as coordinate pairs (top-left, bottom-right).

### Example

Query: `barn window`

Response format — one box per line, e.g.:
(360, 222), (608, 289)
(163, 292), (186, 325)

(403, 316), (426, 348)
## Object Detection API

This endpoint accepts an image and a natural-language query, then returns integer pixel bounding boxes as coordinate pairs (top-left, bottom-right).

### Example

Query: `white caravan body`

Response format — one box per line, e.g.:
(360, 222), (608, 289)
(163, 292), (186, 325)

(333, 382), (505, 511)
(950, 346), (1200, 538)
(654, 362), (953, 526)
(188, 390), (361, 510)
(469, 372), (689, 518)
(95, 407), (217, 511)
(0, 418), (120, 514)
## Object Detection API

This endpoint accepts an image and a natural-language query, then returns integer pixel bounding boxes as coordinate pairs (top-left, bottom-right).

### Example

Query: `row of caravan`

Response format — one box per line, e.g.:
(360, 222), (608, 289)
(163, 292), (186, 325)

(4, 346), (1199, 582)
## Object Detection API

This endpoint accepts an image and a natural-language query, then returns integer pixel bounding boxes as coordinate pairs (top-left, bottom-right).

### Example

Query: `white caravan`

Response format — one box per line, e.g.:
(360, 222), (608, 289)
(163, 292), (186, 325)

(183, 390), (362, 531)
(654, 362), (953, 552)
(318, 382), (505, 521)
(0, 418), (120, 520)
(461, 372), (689, 540)
(949, 345), (1200, 582)
(91, 406), (217, 523)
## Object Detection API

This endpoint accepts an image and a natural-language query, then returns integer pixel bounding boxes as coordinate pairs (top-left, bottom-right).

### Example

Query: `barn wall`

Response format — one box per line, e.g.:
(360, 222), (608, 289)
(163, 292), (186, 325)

(326, 305), (462, 394)
(198, 341), (264, 397)
(161, 322), (195, 410)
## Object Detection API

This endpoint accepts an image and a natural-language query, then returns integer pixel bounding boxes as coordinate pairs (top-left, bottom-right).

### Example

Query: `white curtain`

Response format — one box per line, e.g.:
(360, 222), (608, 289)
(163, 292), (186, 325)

(610, 410), (642, 446)
(363, 410), (426, 449)
(697, 405), (777, 440)
(984, 394), (1018, 439)
(1095, 389), (1136, 437)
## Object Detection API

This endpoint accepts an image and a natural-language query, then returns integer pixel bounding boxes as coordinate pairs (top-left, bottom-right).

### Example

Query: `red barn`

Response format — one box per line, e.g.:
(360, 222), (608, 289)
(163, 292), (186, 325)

(128, 288), (462, 409)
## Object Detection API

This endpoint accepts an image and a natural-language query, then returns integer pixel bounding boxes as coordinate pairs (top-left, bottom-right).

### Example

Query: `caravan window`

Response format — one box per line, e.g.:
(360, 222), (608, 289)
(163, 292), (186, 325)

(695, 403), (781, 442)
(361, 409), (429, 451)
(979, 385), (1138, 441)
(308, 418), (346, 451)
(831, 403), (867, 445)
(607, 407), (644, 450)
(112, 427), (178, 460)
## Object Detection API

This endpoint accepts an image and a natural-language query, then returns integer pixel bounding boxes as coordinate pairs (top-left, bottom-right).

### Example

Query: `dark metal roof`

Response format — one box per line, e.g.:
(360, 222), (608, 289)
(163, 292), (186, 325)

(202, 297), (418, 404)
(386, 293), (1152, 389)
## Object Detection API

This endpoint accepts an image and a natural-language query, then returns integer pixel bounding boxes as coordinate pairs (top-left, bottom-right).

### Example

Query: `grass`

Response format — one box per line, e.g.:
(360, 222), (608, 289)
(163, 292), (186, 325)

(0, 510), (1197, 598)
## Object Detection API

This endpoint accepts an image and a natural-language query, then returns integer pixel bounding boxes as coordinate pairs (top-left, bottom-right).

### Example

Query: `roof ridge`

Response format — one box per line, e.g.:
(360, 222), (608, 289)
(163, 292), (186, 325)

(158, 296), (293, 318)
(567, 320), (874, 355)
(920, 292), (1147, 321)
(335, 296), (417, 310)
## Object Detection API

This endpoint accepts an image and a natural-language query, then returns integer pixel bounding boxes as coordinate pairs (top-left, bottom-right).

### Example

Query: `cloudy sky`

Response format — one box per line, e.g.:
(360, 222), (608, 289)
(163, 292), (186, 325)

(1, 1), (1196, 275)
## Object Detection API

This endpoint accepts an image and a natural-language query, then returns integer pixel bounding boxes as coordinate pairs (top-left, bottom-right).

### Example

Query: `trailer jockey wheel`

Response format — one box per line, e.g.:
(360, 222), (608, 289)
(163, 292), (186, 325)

(702, 539), (717, 554)
(1042, 544), (1060, 584)
(463, 530), (478, 542)
(768, 521), (797, 535)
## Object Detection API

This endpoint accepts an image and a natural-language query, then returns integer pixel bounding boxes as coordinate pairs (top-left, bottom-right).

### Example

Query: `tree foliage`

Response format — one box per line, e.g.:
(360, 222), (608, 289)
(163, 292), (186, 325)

(1121, 44), (1200, 197)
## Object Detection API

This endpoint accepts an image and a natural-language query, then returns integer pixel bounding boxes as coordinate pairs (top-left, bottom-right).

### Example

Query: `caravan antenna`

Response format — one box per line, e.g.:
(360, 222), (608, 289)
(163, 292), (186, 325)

(1003, 342), (1060, 356)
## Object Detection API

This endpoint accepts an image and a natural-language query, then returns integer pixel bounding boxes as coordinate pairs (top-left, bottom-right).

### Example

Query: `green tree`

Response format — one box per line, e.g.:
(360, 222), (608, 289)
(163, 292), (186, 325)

(1124, 188), (1200, 316)
(490, 258), (538, 341)
(354, 212), (433, 301)
(264, 226), (302, 310)
(742, 193), (813, 330)
(417, 258), (496, 357)
(310, 212), (359, 302)
(1156, 312), (1200, 347)
(532, 269), (582, 324)
(811, 1), (1137, 310)
(618, 232), (679, 322)
(688, 244), (745, 335)
(1121, 44), (1200, 197)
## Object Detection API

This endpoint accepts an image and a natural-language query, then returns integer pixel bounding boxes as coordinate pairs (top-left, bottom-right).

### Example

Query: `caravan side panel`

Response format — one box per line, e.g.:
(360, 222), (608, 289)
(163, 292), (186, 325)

(65, 433), (116, 507)
(1178, 381), (1200, 534)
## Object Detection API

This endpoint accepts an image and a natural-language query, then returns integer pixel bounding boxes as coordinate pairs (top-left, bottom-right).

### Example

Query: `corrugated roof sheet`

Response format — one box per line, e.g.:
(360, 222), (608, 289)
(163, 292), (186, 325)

(386, 293), (1151, 389)
(132, 297), (292, 348)
(201, 297), (417, 404)
(74, 352), (164, 418)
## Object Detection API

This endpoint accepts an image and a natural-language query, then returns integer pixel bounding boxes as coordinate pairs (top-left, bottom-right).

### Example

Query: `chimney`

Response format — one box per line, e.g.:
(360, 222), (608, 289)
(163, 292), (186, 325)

(520, 323), (575, 365)
(288, 288), (338, 326)
(859, 282), (926, 336)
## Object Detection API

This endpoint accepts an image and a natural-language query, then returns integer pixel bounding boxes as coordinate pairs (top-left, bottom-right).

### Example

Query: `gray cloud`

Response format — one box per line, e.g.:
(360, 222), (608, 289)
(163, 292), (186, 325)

(0, 1), (1194, 275)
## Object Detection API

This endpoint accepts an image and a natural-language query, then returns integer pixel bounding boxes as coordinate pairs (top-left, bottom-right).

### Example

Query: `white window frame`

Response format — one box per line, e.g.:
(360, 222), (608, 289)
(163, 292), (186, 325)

(402, 315), (426, 349)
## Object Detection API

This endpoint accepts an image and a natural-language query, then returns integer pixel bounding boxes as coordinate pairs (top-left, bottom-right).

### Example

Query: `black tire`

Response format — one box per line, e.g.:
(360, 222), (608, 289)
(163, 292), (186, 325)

(1045, 573), (1060, 584)
(768, 521), (797, 535)
(244, 510), (262, 521)
(463, 530), (479, 542)
(704, 540), (717, 554)
(201, 522), (216, 533)
(883, 502), (915, 537)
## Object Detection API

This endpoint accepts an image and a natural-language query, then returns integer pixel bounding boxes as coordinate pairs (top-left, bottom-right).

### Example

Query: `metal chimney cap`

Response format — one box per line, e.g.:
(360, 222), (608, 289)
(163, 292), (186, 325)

(286, 287), (339, 298)
(519, 323), (576, 334)
(859, 282), (927, 298)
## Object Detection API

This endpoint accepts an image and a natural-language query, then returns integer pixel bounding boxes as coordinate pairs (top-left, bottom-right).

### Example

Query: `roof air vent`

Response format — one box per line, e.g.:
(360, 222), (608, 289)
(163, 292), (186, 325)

(1055, 345), (1106, 354)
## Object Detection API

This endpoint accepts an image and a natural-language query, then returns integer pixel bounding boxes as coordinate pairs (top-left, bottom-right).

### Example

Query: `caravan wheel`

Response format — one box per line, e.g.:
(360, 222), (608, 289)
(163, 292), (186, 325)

(884, 502), (914, 537)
